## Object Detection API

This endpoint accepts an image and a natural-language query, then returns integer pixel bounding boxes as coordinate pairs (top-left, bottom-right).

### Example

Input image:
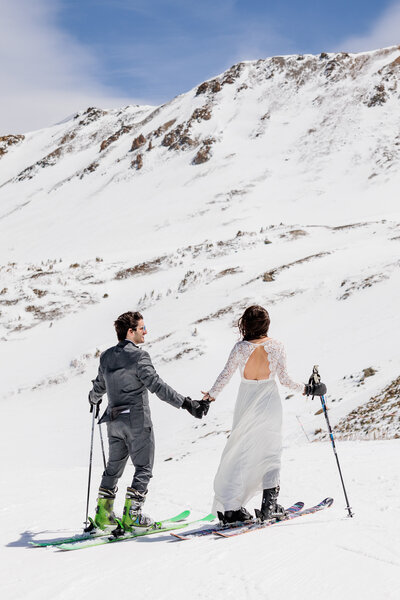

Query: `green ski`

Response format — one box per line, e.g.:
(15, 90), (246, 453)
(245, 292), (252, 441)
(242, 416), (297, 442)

(29, 510), (191, 548)
(57, 513), (215, 551)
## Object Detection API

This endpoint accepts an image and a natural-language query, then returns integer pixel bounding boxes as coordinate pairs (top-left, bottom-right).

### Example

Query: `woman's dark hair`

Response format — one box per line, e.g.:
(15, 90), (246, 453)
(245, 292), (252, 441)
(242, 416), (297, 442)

(114, 311), (143, 341)
(238, 305), (270, 341)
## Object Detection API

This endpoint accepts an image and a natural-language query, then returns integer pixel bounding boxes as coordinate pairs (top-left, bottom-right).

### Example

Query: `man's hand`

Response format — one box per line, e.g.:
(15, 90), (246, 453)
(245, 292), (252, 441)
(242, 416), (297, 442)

(88, 391), (102, 418)
(182, 398), (210, 419)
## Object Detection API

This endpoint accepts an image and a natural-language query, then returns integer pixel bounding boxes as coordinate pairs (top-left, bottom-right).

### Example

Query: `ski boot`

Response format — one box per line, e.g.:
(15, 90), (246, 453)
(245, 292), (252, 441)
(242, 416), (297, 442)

(218, 506), (253, 525)
(255, 486), (287, 522)
(113, 488), (155, 536)
(84, 487), (117, 533)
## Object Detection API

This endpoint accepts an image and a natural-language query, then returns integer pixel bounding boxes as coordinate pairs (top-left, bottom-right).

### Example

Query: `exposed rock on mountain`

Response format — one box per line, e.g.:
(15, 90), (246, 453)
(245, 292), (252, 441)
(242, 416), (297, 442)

(1, 45), (400, 195)
(131, 134), (146, 151)
(100, 124), (133, 151)
(320, 375), (400, 440)
(131, 153), (143, 170)
(0, 134), (25, 158)
(76, 106), (107, 126)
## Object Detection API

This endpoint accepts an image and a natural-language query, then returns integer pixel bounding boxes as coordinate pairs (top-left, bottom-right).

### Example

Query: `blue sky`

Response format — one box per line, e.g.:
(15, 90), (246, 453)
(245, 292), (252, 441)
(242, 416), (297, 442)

(61, 0), (395, 103)
(2, 0), (400, 132)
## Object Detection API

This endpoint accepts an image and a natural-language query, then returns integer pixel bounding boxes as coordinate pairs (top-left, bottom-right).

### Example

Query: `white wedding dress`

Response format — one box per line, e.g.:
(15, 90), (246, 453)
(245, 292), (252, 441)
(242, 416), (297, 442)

(208, 338), (303, 514)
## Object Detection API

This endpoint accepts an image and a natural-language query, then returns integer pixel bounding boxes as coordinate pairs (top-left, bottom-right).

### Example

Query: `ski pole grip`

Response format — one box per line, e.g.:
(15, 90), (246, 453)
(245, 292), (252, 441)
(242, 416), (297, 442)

(306, 365), (327, 396)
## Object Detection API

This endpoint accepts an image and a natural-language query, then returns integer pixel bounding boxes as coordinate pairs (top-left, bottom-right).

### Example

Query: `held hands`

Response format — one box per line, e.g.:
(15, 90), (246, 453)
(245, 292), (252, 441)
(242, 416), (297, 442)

(201, 391), (215, 402)
(182, 398), (211, 419)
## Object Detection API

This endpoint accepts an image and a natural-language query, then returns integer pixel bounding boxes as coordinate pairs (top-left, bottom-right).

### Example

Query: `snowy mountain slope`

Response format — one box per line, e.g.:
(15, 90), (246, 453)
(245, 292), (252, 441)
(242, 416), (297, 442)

(1, 46), (400, 600)
(1, 218), (398, 434)
(1, 45), (400, 260)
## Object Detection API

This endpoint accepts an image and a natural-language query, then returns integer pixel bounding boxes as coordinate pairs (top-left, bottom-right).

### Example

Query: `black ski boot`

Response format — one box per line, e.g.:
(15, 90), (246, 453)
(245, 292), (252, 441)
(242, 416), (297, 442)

(218, 506), (253, 525)
(255, 486), (287, 522)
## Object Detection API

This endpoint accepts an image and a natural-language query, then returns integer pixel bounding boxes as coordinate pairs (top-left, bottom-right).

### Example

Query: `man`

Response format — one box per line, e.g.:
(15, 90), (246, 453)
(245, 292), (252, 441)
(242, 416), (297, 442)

(87, 311), (209, 533)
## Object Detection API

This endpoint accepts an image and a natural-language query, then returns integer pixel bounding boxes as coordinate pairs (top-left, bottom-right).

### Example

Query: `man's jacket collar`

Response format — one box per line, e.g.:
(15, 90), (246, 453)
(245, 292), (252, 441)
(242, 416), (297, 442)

(117, 339), (139, 348)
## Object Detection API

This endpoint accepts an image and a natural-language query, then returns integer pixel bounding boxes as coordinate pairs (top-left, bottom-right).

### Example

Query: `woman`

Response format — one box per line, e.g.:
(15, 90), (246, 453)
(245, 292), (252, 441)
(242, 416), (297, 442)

(203, 305), (305, 523)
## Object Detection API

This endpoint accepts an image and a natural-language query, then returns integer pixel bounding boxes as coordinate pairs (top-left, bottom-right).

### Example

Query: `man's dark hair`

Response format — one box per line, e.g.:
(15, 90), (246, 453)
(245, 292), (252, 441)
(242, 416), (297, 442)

(114, 311), (143, 341)
(238, 305), (270, 341)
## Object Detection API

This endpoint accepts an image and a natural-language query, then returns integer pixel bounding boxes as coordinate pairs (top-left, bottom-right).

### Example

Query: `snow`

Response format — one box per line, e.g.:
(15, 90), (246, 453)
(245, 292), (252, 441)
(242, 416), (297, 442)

(1, 46), (400, 599)
(2, 377), (399, 599)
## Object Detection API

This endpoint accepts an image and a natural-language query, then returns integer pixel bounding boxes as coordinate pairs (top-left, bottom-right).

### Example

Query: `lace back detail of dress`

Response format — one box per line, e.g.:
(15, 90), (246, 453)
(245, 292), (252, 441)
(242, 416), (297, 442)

(208, 339), (303, 398)
(243, 345), (271, 381)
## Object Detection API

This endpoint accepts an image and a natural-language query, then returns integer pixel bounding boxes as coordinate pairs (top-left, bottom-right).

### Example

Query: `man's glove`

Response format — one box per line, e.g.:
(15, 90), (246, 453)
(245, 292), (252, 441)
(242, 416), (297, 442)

(88, 391), (102, 419)
(182, 398), (210, 419)
(304, 382), (327, 397)
(200, 400), (210, 417)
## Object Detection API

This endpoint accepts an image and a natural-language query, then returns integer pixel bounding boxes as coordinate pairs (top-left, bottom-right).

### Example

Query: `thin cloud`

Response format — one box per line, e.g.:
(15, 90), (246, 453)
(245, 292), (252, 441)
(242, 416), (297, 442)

(0, 0), (292, 134)
(335, 2), (400, 52)
(102, 4), (292, 99)
(0, 0), (137, 134)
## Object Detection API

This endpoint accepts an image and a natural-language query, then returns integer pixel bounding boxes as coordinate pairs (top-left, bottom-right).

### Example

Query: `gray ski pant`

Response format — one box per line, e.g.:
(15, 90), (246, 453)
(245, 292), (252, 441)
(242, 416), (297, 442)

(100, 413), (155, 494)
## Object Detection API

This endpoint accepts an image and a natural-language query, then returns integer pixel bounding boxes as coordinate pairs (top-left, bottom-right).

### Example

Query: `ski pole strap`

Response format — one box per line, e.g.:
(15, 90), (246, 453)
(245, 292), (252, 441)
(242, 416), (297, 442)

(90, 402), (101, 419)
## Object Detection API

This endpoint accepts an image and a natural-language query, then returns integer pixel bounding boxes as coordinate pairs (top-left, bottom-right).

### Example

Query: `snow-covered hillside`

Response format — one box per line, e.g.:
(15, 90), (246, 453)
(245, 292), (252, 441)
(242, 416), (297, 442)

(1, 45), (400, 260)
(1, 46), (399, 600)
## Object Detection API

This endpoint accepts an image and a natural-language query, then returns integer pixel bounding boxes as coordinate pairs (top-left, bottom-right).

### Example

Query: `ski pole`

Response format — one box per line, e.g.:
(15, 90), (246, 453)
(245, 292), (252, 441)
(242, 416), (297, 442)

(84, 409), (96, 526)
(307, 365), (354, 518)
(319, 393), (354, 518)
(98, 420), (107, 470)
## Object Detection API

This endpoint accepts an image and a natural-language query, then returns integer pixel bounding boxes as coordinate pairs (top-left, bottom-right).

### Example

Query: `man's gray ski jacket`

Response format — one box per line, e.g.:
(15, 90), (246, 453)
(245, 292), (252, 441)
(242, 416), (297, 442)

(89, 340), (186, 424)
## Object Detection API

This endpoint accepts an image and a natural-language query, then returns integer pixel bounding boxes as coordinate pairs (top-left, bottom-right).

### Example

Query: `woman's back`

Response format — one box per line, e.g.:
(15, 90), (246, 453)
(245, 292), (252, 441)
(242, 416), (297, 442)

(243, 341), (271, 380)
(208, 338), (303, 398)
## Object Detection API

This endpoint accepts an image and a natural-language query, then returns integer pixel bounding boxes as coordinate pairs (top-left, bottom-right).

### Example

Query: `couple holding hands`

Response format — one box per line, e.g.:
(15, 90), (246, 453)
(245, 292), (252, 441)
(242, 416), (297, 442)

(88, 305), (305, 533)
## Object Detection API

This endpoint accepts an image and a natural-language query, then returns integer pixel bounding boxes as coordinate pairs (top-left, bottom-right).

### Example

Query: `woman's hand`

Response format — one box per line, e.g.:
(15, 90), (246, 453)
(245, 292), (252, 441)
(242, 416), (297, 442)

(201, 390), (215, 402)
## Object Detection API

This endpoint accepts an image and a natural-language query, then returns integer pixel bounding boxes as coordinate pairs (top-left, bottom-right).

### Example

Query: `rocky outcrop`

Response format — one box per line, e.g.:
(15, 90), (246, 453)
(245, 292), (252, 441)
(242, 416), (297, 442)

(366, 84), (387, 107)
(77, 107), (107, 126)
(318, 375), (400, 441)
(100, 125), (133, 152)
(378, 52), (400, 76)
(162, 125), (196, 150)
(0, 134), (25, 158)
(222, 62), (244, 84)
(196, 63), (245, 96)
(162, 131), (176, 147)
(17, 147), (63, 180)
(196, 79), (222, 96)
(192, 138), (214, 165)
(115, 256), (167, 279)
(131, 134), (146, 151)
(152, 119), (176, 137)
(79, 162), (99, 179)
(60, 131), (77, 145)
(190, 107), (212, 122)
(131, 153), (143, 170)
